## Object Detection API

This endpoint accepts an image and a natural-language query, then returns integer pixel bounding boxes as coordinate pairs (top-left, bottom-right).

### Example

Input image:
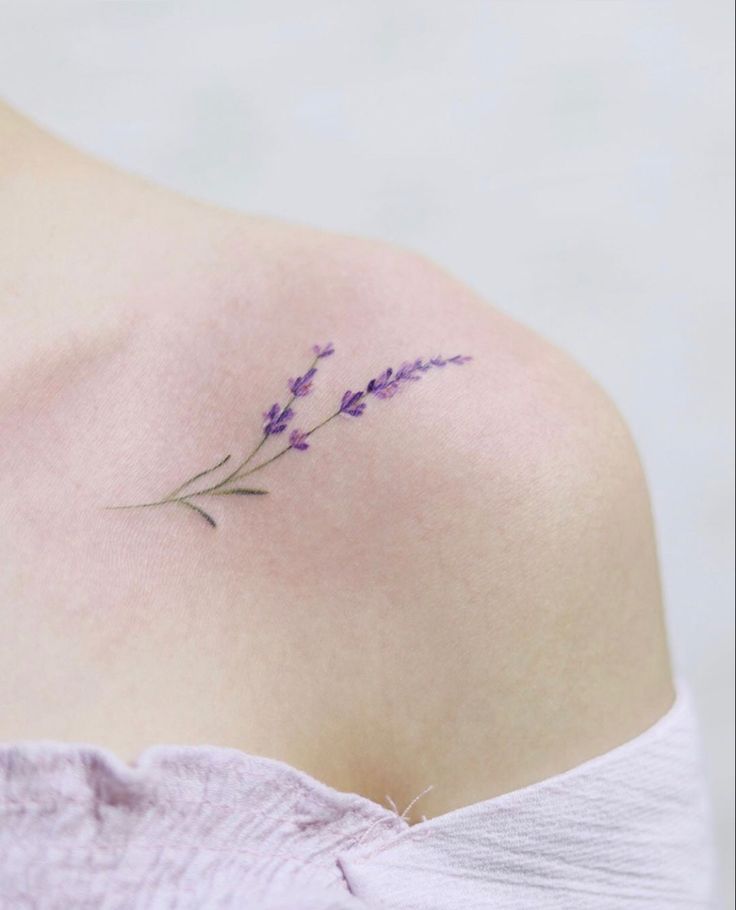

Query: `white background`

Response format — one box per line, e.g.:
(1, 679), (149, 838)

(1, 2), (732, 901)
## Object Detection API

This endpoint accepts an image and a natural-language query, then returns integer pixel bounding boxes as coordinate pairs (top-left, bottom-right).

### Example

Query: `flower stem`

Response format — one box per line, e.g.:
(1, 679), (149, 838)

(226, 406), (348, 482)
(107, 357), (357, 514)
(166, 453), (232, 499)
(105, 500), (174, 510)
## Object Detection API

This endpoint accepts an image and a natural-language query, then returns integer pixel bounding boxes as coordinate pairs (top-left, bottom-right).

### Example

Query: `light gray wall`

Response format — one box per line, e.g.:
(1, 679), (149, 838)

(1, 2), (732, 901)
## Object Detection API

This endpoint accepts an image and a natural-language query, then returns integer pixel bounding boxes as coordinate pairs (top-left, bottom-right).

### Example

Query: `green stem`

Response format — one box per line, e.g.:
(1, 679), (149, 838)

(166, 453), (232, 499)
(105, 500), (175, 510)
(105, 485), (268, 512)
(227, 409), (342, 482)
(107, 357), (356, 515)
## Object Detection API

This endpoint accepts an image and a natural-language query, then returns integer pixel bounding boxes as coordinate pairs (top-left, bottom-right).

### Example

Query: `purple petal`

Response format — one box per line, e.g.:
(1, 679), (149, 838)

(367, 368), (394, 396)
(264, 403), (294, 435)
(340, 390), (359, 410)
(312, 342), (335, 359)
(340, 390), (366, 416)
(374, 382), (400, 399)
(288, 367), (317, 397)
(395, 361), (416, 381)
(289, 429), (310, 450)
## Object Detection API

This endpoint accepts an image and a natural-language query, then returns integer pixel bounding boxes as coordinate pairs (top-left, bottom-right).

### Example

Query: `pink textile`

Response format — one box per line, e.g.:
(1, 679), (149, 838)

(0, 683), (717, 909)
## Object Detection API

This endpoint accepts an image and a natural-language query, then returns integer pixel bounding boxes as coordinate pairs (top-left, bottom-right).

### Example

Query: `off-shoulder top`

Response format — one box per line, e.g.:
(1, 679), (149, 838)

(0, 682), (718, 909)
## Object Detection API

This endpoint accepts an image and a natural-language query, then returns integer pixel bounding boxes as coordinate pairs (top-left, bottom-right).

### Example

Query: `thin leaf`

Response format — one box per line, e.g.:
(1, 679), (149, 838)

(214, 488), (269, 496)
(179, 499), (217, 527)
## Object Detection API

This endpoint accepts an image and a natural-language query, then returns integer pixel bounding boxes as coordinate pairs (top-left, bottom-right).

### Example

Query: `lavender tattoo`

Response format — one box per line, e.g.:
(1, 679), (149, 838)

(107, 343), (471, 527)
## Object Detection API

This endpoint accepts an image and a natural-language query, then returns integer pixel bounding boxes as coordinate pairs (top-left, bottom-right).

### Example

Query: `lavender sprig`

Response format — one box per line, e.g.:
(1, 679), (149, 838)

(228, 353), (472, 483)
(107, 345), (471, 527)
(263, 403), (294, 435)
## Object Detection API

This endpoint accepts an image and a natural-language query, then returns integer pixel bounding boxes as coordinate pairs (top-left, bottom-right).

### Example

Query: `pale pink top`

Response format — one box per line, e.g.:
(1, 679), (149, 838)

(0, 683), (717, 909)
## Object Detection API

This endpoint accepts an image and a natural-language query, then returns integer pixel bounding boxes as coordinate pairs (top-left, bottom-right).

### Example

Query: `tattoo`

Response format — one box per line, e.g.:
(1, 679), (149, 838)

(107, 342), (472, 527)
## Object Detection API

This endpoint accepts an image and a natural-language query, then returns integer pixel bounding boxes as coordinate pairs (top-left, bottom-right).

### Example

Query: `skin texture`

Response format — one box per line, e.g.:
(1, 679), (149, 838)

(0, 105), (673, 822)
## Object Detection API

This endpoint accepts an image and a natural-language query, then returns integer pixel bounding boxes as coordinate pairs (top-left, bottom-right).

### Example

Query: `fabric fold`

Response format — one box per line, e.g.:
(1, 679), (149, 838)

(0, 682), (717, 909)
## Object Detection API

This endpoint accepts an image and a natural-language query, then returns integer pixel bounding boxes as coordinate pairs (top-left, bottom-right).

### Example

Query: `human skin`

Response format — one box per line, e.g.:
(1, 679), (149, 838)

(0, 103), (673, 822)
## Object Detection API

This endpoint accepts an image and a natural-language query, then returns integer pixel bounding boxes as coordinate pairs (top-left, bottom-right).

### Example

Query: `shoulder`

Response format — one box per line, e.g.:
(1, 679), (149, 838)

(0, 188), (674, 806)
(245, 230), (675, 814)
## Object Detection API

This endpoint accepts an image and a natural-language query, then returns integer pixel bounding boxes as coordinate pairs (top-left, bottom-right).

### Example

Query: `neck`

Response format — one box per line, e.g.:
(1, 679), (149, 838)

(0, 102), (131, 378)
(0, 101), (72, 180)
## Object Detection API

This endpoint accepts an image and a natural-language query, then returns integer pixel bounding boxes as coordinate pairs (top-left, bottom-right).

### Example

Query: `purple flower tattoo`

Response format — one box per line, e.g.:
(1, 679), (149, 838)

(339, 391), (367, 417)
(312, 342), (335, 358)
(289, 429), (310, 451)
(107, 342), (472, 527)
(263, 404), (294, 435)
(288, 367), (316, 397)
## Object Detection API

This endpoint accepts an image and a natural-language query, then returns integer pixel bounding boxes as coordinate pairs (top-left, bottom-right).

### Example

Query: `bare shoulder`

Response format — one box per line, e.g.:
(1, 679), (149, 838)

(0, 197), (673, 816)
(258, 233), (675, 815)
